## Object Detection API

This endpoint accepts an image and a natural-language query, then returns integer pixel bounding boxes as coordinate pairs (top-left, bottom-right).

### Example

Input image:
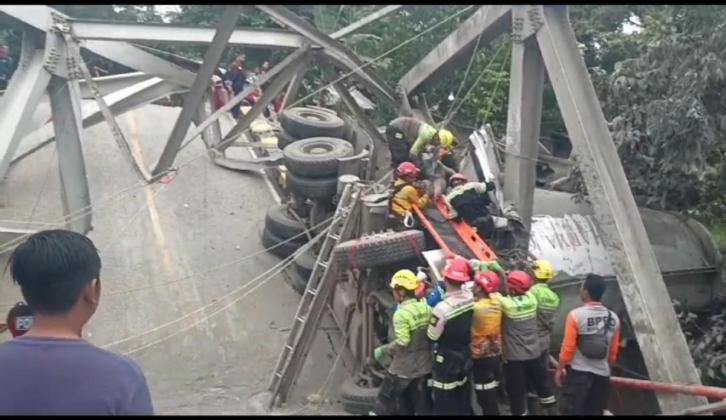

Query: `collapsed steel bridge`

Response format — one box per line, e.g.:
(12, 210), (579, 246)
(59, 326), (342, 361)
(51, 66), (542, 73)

(0, 5), (710, 413)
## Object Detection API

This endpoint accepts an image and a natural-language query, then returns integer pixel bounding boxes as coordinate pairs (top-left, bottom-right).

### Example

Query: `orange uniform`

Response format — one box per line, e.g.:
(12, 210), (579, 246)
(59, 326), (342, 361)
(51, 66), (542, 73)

(559, 302), (621, 376)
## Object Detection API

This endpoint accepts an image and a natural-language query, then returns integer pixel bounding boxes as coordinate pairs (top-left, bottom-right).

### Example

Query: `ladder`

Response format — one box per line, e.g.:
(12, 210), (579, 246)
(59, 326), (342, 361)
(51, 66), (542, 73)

(268, 184), (360, 409)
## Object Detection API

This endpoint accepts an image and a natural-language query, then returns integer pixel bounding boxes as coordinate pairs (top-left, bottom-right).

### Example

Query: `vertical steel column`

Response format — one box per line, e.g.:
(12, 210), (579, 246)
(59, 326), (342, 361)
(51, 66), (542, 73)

(535, 5), (706, 413)
(49, 76), (92, 234)
(503, 21), (544, 232)
(193, 97), (222, 149)
(152, 5), (244, 178)
(0, 32), (52, 182)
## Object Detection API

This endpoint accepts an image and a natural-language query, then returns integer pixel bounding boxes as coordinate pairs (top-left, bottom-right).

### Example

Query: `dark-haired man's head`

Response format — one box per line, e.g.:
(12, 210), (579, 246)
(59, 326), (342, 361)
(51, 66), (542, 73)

(580, 273), (606, 303)
(9, 230), (102, 336)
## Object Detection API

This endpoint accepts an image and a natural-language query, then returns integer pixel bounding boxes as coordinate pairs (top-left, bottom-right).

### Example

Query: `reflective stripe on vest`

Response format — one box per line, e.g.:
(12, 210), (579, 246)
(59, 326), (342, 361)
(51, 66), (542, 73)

(430, 376), (468, 390)
(474, 380), (499, 390)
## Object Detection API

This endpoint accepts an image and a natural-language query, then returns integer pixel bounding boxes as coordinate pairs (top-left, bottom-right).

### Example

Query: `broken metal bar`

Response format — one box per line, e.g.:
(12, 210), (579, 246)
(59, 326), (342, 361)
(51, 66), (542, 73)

(399, 5), (512, 94)
(221, 49), (311, 146)
(329, 5), (403, 39)
(193, 98), (223, 150)
(0, 33), (51, 182)
(279, 60), (310, 111)
(535, 5), (706, 413)
(69, 19), (306, 49)
(503, 24), (544, 233)
(0, 5), (196, 87)
(256, 5), (397, 107)
(152, 5), (245, 178)
(13, 77), (184, 164)
(49, 76), (92, 234)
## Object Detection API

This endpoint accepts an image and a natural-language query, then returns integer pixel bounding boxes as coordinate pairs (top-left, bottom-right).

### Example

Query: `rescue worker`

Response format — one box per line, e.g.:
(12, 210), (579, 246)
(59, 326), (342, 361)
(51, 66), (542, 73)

(223, 55), (248, 119)
(470, 271), (504, 415)
(493, 270), (558, 416)
(446, 173), (497, 239)
(372, 270), (433, 415)
(427, 257), (474, 415)
(529, 259), (561, 371)
(385, 116), (456, 167)
(389, 162), (429, 226)
(555, 274), (621, 416)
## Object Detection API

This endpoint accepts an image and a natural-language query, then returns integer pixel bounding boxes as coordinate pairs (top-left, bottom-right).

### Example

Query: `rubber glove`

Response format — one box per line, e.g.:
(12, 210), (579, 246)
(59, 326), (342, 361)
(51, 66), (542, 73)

(374, 346), (385, 362)
(469, 259), (481, 272)
(426, 284), (445, 307)
(484, 260), (504, 273)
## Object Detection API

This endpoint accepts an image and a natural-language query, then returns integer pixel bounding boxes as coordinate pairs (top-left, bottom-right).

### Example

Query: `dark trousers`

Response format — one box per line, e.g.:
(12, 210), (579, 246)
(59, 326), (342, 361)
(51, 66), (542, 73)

(431, 350), (472, 415)
(374, 373), (431, 415)
(472, 356), (502, 415)
(504, 358), (557, 415)
(562, 367), (610, 415)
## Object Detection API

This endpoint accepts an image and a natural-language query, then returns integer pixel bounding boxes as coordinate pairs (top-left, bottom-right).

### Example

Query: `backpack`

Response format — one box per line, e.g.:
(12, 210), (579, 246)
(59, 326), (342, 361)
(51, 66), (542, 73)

(577, 310), (612, 359)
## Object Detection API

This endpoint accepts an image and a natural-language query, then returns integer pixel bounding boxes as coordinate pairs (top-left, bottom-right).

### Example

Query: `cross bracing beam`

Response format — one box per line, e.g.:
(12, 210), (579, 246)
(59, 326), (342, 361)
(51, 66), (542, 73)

(0, 5), (196, 87)
(69, 19), (307, 49)
(152, 5), (245, 177)
(329, 5), (403, 39)
(399, 5), (512, 94)
(535, 5), (706, 413)
(78, 72), (154, 99)
(13, 78), (185, 165)
(256, 5), (397, 108)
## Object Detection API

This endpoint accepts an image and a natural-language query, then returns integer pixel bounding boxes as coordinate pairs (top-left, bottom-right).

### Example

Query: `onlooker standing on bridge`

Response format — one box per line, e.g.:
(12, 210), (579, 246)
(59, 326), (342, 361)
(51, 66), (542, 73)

(0, 41), (15, 90)
(555, 273), (621, 416)
(224, 54), (248, 119)
(0, 230), (154, 415)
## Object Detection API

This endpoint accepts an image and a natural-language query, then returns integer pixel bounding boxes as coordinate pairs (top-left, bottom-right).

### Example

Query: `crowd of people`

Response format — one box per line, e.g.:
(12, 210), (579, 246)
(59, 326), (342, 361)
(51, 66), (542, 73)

(376, 113), (621, 416)
(211, 54), (282, 120)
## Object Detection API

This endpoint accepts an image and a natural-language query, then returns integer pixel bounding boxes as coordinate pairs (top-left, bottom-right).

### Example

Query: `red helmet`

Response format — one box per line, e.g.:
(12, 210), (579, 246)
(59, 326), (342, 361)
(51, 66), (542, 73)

(6, 302), (34, 338)
(507, 270), (533, 295)
(474, 271), (500, 294)
(396, 161), (419, 178)
(448, 173), (468, 187)
(442, 256), (471, 283)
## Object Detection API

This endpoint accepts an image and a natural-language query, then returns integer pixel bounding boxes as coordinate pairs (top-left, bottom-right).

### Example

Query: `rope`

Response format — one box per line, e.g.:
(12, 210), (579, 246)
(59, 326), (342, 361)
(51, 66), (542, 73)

(442, 29), (485, 125)
(286, 6), (475, 110)
(101, 225), (330, 351)
(444, 41), (510, 124)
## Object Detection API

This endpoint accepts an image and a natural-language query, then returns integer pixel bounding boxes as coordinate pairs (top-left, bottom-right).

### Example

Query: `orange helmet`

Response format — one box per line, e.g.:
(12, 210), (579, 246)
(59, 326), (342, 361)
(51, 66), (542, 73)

(396, 161), (420, 178)
(507, 270), (533, 295)
(442, 256), (471, 283)
(474, 271), (500, 294)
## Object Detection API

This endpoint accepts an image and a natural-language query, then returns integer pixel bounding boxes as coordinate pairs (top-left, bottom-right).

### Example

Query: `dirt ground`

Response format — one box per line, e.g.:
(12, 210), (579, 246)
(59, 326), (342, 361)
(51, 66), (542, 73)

(0, 101), (347, 414)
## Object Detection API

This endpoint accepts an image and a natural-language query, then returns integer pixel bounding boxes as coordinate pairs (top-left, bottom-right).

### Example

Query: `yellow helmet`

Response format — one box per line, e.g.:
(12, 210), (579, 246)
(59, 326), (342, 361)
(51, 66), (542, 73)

(533, 259), (555, 281)
(390, 269), (419, 291)
(437, 129), (456, 150)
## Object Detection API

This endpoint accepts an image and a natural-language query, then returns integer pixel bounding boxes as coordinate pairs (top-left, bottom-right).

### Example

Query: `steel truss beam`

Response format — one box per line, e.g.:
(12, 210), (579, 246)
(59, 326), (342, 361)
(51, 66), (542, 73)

(502, 29), (544, 232)
(153, 5), (245, 177)
(256, 5), (397, 108)
(0, 5), (196, 87)
(14, 78), (185, 164)
(535, 5), (706, 413)
(399, 5), (512, 94)
(69, 19), (307, 49)
(78, 72), (154, 99)
(329, 5), (403, 39)
(49, 75), (92, 234)
(0, 31), (51, 182)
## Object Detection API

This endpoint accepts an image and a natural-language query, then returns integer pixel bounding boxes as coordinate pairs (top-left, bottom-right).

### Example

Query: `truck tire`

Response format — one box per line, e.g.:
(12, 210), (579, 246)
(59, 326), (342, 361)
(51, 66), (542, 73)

(283, 137), (354, 178)
(261, 227), (304, 259)
(285, 268), (308, 295)
(294, 249), (316, 279)
(333, 230), (426, 270)
(264, 204), (307, 240)
(280, 107), (345, 138)
(339, 377), (380, 415)
(287, 172), (338, 199)
(277, 129), (300, 150)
